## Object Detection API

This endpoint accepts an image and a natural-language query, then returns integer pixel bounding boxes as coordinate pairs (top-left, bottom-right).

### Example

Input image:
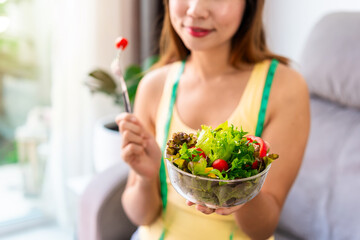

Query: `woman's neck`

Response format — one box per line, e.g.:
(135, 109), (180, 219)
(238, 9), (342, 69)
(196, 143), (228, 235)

(188, 44), (234, 82)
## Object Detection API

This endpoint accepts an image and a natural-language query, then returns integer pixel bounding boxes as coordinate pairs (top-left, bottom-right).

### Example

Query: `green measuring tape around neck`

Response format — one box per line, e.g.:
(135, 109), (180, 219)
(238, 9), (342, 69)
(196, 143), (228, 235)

(255, 59), (279, 137)
(158, 59), (278, 240)
(159, 60), (185, 211)
(158, 60), (185, 240)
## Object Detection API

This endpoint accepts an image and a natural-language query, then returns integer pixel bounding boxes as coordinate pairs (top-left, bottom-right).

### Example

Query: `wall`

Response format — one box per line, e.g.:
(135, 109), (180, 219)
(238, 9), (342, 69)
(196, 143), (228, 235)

(264, 0), (360, 66)
(95, 0), (140, 71)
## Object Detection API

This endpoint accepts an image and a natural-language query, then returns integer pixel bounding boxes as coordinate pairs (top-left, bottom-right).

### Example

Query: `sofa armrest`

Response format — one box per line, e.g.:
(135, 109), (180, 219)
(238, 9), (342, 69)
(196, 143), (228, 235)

(77, 162), (137, 240)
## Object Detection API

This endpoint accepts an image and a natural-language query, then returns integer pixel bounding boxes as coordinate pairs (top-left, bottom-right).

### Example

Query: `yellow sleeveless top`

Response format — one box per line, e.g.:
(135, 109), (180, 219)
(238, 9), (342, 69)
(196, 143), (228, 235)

(138, 60), (275, 240)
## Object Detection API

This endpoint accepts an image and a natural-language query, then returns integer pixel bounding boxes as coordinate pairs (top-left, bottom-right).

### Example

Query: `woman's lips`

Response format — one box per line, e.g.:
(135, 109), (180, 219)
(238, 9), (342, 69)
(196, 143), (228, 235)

(186, 27), (213, 37)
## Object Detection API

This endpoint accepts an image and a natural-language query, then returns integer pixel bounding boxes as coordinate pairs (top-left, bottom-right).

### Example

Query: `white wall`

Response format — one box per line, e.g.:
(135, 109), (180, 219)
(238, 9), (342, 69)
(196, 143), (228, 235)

(95, 0), (140, 71)
(264, 0), (360, 66)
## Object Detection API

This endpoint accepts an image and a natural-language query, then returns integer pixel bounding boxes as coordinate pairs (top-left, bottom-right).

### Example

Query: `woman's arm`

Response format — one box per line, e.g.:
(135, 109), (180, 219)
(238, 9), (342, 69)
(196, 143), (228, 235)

(117, 67), (169, 226)
(192, 65), (310, 239)
(233, 65), (310, 239)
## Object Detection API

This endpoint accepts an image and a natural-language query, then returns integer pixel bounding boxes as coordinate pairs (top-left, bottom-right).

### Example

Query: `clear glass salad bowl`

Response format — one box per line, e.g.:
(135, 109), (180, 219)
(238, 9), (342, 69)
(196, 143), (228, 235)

(166, 159), (271, 209)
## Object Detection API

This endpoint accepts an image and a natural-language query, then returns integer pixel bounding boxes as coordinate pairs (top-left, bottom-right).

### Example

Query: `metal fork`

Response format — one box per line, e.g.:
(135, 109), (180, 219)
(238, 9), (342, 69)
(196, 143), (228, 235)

(113, 37), (131, 113)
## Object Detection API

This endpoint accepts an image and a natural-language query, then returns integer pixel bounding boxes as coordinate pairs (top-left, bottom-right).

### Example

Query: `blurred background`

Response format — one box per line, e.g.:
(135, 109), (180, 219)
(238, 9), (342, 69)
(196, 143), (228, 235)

(0, 0), (359, 239)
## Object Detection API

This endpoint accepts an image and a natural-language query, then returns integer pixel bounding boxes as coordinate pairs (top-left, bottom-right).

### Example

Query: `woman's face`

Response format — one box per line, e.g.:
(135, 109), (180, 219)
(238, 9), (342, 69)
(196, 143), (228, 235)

(169, 0), (246, 52)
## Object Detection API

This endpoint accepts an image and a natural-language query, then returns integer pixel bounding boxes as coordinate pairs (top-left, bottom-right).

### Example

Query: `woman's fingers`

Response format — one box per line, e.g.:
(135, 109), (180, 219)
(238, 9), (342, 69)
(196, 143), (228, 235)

(186, 201), (215, 214)
(118, 119), (142, 135)
(215, 204), (243, 215)
(115, 112), (139, 125)
(186, 200), (195, 206)
(118, 118), (147, 154)
(116, 113), (139, 128)
(195, 205), (215, 215)
(121, 143), (144, 163)
(115, 112), (130, 124)
(116, 113), (145, 147)
(214, 208), (234, 215)
(121, 131), (145, 148)
(116, 113), (154, 141)
(188, 202), (243, 216)
(115, 113), (161, 180)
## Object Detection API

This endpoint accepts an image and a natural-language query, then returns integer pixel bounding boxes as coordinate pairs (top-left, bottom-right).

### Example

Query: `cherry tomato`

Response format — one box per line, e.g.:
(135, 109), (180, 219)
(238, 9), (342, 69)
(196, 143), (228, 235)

(115, 37), (128, 50)
(251, 160), (259, 169)
(212, 159), (229, 172)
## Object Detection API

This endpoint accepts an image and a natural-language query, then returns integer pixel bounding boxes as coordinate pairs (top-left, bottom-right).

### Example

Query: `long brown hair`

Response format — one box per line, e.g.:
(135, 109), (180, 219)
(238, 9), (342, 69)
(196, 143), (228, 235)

(154, 0), (288, 68)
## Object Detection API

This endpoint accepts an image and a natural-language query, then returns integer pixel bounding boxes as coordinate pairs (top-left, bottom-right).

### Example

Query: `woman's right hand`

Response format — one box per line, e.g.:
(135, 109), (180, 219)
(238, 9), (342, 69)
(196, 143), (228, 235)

(116, 113), (162, 180)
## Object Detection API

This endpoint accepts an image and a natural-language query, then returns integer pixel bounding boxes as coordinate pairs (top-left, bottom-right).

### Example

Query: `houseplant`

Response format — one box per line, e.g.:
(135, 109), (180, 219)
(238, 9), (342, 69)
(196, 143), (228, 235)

(85, 56), (158, 172)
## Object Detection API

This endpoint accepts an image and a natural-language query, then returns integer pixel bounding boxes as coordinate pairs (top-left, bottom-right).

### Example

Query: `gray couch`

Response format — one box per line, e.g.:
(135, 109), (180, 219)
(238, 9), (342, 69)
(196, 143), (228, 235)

(77, 12), (360, 240)
(275, 12), (360, 240)
(77, 164), (136, 240)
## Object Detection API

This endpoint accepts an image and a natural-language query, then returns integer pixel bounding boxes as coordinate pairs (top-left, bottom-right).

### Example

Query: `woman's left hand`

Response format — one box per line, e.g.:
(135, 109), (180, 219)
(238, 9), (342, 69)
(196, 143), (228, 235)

(186, 200), (243, 215)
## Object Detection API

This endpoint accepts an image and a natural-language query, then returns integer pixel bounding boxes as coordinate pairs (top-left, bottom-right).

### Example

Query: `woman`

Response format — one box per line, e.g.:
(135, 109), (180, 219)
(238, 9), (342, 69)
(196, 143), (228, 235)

(116, 0), (310, 239)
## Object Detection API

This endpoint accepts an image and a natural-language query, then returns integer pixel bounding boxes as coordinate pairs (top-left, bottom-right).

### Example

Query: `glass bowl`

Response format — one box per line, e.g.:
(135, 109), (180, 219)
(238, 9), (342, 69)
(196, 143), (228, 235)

(166, 159), (271, 209)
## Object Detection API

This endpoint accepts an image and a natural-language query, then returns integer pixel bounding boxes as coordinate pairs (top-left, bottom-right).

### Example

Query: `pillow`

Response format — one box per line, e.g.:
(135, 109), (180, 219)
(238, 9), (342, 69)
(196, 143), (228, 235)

(299, 12), (360, 109)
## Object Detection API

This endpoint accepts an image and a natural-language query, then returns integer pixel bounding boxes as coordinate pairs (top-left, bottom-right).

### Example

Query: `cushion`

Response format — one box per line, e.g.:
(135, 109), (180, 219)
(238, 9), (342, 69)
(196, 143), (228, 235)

(299, 12), (360, 109)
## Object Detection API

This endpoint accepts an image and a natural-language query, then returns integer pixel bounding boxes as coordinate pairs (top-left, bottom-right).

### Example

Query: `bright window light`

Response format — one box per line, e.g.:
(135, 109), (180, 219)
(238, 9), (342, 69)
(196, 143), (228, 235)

(0, 0), (8, 4)
(0, 16), (10, 33)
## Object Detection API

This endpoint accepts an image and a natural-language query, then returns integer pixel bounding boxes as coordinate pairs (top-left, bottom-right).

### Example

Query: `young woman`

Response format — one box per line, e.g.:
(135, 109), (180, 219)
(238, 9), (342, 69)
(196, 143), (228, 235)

(116, 0), (310, 239)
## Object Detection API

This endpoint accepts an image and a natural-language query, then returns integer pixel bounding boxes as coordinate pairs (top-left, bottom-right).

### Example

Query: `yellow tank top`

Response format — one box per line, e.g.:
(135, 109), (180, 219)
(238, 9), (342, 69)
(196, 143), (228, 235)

(139, 60), (275, 240)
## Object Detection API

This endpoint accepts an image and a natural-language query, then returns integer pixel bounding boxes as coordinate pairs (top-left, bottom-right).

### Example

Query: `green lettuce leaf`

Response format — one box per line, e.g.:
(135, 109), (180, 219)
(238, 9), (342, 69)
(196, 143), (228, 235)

(188, 158), (207, 175)
(196, 121), (247, 164)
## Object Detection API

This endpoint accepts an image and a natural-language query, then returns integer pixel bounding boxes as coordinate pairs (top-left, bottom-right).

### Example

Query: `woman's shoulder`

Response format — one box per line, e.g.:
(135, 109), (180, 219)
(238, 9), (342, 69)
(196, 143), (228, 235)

(134, 63), (175, 130)
(136, 64), (172, 101)
(139, 64), (171, 92)
(137, 61), (183, 99)
(266, 62), (310, 122)
(271, 62), (309, 103)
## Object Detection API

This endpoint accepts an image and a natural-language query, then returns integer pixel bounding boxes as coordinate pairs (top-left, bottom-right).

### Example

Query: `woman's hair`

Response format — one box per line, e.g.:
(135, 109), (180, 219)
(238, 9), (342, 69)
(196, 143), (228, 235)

(154, 0), (288, 68)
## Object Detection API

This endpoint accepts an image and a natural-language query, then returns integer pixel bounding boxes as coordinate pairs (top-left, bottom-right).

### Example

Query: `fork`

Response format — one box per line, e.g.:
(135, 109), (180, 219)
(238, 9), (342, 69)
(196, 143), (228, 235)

(112, 37), (131, 113)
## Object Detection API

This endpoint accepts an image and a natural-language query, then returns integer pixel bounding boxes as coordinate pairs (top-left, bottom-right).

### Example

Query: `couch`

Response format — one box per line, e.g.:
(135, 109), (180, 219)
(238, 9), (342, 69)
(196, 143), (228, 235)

(275, 12), (360, 240)
(77, 162), (136, 240)
(77, 12), (360, 240)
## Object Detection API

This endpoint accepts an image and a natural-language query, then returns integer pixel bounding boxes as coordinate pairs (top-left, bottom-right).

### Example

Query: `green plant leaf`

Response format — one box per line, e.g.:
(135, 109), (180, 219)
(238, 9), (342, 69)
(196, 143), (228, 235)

(124, 65), (142, 82)
(123, 65), (142, 103)
(87, 69), (117, 95)
(85, 55), (159, 107)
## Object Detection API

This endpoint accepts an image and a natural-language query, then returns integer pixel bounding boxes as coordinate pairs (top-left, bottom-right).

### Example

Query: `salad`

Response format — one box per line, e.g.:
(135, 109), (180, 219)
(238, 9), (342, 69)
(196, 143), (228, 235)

(165, 121), (279, 208)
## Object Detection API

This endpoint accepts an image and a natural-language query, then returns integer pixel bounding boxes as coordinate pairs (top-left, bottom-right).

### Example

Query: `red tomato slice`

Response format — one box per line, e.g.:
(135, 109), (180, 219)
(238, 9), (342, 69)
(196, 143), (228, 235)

(190, 147), (207, 159)
(246, 135), (257, 143)
(212, 159), (229, 172)
(246, 135), (267, 158)
(264, 140), (270, 151)
(254, 137), (267, 158)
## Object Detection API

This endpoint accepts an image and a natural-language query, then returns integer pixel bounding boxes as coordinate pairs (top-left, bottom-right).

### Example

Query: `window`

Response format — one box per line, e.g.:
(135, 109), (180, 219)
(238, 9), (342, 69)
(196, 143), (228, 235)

(0, 0), (51, 233)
